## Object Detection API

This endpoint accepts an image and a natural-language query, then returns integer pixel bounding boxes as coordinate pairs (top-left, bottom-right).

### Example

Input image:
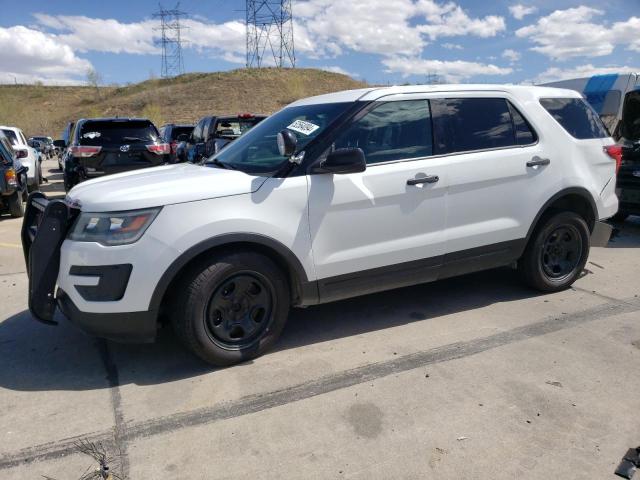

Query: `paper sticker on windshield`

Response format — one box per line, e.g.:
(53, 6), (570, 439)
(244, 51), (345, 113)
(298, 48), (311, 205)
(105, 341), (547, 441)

(287, 120), (320, 136)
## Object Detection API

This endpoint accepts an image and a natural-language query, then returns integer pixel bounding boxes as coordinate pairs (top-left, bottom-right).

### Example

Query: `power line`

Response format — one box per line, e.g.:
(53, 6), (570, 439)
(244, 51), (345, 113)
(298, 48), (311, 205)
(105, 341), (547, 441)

(246, 0), (295, 68)
(153, 2), (188, 78)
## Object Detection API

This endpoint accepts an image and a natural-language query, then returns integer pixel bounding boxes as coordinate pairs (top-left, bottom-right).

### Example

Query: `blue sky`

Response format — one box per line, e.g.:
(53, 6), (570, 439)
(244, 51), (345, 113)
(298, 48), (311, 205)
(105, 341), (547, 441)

(0, 0), (638, 86)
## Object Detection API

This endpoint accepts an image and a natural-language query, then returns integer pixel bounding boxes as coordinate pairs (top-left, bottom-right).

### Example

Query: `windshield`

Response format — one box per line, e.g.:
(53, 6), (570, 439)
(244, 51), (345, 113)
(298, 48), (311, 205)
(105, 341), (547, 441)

(79, 121), (159, 145)
(208, 102), (352, 174)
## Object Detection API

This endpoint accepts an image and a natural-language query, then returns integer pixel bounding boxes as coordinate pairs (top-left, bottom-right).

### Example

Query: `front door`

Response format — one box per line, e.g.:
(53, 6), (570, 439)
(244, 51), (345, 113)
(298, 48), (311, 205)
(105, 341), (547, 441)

(307, 98), (449, 302)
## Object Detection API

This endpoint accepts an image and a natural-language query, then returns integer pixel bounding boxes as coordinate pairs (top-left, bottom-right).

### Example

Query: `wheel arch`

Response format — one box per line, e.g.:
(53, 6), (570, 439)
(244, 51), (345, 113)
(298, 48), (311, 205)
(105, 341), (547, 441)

(150, 233), (318, 316)
(525, 187), (597, 244)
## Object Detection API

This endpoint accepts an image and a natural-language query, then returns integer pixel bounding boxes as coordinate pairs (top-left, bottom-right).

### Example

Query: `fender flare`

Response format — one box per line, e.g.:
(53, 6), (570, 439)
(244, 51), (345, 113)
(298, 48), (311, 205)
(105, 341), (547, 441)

(525, 187), (598, 244)
(148, 233), (317, 312)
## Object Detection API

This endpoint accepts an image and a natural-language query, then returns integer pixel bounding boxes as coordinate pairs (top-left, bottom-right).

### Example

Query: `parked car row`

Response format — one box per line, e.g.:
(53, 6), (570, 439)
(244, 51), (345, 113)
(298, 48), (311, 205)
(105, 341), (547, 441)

(53, 112), (265, 191)
(0, 125), (43, 192)
(22, 84), (620, 367)
(0, 130), (29, 217)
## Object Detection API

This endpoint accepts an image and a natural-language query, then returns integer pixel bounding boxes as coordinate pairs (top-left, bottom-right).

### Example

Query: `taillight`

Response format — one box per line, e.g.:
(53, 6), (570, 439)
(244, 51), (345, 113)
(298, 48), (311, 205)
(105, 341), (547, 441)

(71, 146), (102, 158)
(146, 143), (170, 155)
(15, 149), (28, 159)
(4, 168), (17, 187)
(604, 145), (622, 174)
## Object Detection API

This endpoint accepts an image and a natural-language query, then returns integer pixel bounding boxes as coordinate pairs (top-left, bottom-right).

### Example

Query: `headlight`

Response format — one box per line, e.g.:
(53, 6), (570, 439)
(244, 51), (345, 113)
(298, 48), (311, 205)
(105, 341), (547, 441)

(69, 207), (161, 246)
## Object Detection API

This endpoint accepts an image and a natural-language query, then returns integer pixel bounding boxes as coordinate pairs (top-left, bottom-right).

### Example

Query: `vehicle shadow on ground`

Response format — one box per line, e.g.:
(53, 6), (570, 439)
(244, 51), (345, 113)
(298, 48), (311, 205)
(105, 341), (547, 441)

(608, 216), (640, 248)
(0, 267), (546, 392)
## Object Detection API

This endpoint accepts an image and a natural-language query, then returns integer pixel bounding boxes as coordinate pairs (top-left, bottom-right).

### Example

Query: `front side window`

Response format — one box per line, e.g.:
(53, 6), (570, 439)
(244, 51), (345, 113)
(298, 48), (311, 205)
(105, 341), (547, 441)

(333, 100), (433, 164)
(431, 98), (515, 154)
(540, 98), (609, 139)
(210, 102), (354, 174)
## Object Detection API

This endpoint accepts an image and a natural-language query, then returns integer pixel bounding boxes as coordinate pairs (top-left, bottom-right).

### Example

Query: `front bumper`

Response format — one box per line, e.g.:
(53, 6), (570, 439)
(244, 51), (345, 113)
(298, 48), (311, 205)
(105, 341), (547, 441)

(21, 193), (157, 342)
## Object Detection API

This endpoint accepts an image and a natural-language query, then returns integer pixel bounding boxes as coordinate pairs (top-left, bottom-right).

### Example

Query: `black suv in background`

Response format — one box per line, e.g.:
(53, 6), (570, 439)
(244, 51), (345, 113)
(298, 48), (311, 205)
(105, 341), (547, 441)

(159, 123), (194, 163)
(54, 118), (169, 191)
(176, 113), (266, 163)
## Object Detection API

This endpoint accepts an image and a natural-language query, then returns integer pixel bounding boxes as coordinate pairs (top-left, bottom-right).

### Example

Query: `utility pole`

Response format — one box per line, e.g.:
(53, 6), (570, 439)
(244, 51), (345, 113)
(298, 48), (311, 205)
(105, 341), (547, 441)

(246, 0), (295, 68)
(153, 3), (187, 78)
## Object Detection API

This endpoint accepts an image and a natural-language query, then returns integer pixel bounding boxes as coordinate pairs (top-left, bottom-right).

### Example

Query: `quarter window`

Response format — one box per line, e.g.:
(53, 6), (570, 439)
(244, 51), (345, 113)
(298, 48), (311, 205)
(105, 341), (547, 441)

(508, 102), (537, 145)
(431, 98), (515, 154)
(333, 100), (433, 164)
(540, 98), (609, 139)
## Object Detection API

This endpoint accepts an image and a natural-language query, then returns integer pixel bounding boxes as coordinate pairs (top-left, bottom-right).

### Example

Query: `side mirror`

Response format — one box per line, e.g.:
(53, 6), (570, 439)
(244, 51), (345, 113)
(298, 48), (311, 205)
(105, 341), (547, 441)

(277, 129), (297, 157)
(176, 133), (189, 142)
(315, 148), (366, 175)
(53, 140), (66, 148)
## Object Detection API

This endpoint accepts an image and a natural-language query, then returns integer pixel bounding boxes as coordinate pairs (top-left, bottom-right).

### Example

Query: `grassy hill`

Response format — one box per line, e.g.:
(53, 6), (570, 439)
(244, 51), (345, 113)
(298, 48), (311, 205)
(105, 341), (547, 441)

(0, 68), (367, 138)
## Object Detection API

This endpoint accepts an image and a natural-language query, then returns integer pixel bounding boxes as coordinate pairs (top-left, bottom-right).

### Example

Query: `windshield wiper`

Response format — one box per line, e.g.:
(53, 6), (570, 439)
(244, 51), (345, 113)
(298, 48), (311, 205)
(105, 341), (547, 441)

(121, 136), (147, 142)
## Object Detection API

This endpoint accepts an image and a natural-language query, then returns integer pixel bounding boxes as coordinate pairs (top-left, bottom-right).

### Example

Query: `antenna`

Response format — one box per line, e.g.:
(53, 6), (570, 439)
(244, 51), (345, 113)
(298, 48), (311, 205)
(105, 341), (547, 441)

(246, 0), (295, 68)
(153, 3), (188, 78)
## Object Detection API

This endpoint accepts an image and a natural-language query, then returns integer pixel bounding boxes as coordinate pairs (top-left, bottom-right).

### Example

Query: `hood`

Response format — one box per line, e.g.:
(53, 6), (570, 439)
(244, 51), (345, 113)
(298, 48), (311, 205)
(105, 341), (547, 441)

(66, 163), (268, 212)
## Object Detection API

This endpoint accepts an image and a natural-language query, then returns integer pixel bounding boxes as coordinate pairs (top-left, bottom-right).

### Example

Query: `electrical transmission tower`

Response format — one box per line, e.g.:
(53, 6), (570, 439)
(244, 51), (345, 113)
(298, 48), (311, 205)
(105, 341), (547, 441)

(153, 3), (187, 78)
(246, 0), (295, 68)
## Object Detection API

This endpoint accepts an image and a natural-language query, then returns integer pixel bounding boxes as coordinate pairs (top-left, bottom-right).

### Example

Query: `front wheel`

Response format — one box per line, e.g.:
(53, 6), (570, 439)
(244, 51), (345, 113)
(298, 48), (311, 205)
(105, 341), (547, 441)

(171, 251), (290, 366)
(518, 211), (590, 292)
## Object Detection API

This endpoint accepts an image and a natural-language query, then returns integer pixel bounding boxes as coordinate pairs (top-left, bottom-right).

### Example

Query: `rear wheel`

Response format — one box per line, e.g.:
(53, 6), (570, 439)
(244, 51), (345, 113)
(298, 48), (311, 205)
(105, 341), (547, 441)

(518, 211), (590, 292)
(171, 251), (290, 366)
(8, 191), (24, 218)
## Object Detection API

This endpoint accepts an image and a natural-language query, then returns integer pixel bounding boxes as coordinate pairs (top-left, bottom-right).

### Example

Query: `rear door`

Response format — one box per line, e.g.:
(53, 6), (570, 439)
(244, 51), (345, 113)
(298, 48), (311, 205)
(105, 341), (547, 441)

(433, 95), (552, 269)
(77, 120), (163, 175)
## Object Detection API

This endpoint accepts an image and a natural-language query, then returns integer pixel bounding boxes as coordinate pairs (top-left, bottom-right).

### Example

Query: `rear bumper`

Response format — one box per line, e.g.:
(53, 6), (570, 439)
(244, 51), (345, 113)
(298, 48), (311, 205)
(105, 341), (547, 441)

(57, 289), (157, 343)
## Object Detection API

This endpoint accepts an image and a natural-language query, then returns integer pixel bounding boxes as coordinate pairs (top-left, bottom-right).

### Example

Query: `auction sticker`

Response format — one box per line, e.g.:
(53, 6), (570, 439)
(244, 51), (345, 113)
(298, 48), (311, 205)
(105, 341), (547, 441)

(287, 119), (320, 136)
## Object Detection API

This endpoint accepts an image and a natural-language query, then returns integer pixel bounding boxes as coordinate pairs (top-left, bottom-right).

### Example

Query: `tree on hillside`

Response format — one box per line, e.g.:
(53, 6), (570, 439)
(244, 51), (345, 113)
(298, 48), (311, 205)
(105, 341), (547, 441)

(86, 68), (103, 96)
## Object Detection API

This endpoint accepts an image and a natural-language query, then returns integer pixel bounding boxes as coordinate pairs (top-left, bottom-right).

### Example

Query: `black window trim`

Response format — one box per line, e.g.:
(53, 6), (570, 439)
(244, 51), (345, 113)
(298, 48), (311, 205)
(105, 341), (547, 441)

(313, 96), (540, 170)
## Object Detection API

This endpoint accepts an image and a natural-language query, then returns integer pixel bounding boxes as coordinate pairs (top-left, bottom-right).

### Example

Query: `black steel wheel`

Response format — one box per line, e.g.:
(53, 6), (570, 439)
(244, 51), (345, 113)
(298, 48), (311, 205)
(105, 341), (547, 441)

(540, 225), (583, 281)
(172, 250), (290, 366)
(205, 272), (275, 349)
(519, 211), (590, 292)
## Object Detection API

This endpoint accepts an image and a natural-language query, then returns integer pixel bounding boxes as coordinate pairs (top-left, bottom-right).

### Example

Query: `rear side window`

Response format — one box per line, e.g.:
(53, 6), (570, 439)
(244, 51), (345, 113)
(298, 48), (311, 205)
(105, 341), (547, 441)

(431, 98), (515, 154)
(334, 100), (433, 164)
(540, 98), (608, 139)
(78, 121), (159, 145)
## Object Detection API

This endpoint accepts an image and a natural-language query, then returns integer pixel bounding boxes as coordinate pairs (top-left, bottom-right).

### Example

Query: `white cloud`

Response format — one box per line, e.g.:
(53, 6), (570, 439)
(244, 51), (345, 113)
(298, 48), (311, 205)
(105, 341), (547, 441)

(382, 57), (513, 82)
(318, 65), (359, 77)
(293, 0), (505, 57)
(442, 43), (463, 50)
(33, 14), (246, 62)
(533, 63), (640, 84)
(509, 4), (537, 20)
(502, 48), (521, 63)
(0, 25), (92, 84)
(516, 7), (640, 60)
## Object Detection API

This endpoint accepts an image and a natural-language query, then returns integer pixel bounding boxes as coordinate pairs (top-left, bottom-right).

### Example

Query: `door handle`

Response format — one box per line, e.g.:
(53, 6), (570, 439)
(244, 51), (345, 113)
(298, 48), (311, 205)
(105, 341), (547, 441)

(527, 157), (551, 167)
(407, 175), (439, 185)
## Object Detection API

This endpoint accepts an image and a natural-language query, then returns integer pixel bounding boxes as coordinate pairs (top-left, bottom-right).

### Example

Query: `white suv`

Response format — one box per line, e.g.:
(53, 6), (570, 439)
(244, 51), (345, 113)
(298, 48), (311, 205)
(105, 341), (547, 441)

(23, 85), (618, 366)
(1, 126), (42, 190)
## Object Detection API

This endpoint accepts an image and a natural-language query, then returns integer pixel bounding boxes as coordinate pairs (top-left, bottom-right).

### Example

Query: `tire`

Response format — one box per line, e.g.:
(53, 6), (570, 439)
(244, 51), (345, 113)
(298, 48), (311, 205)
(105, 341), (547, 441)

(8, 191), (25, 218)
(518, 211), (590, 292)
(171, 250), (290, 366)
(612, 211), (629, 222)
(63, 171), (77, 192)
